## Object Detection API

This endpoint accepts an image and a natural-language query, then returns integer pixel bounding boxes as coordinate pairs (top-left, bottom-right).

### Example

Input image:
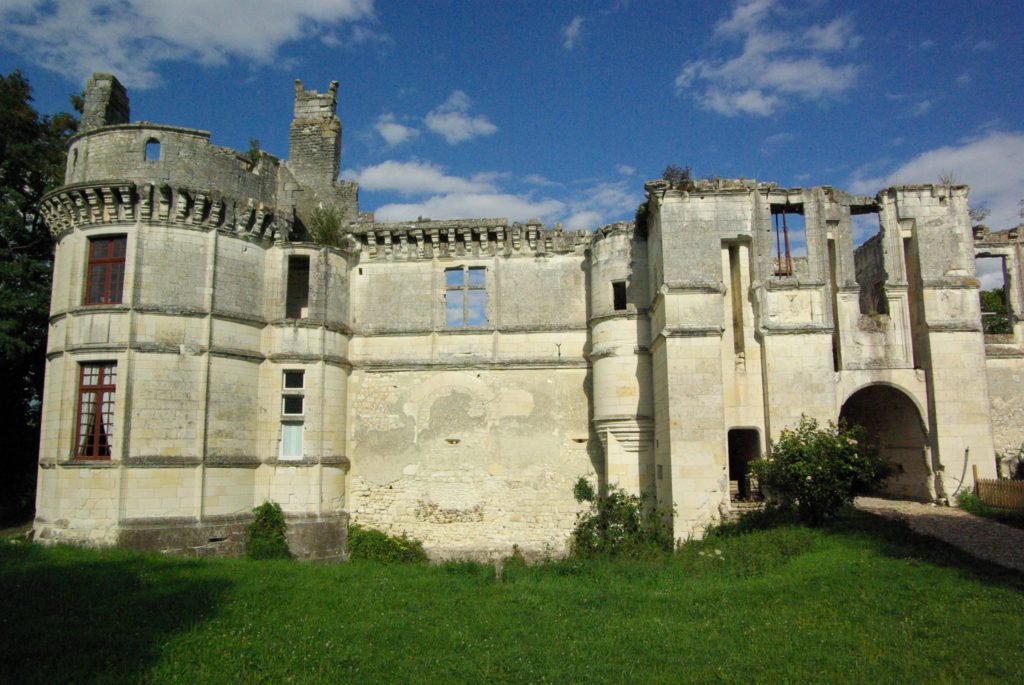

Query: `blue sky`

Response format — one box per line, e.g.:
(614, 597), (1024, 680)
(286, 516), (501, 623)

(3, 0), (1023, 244)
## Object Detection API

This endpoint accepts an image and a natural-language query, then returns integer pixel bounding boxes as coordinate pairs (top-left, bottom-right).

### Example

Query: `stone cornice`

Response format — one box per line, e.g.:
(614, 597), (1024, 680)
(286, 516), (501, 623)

(352, 221), (591, 260)
(39, 181), (287, 242)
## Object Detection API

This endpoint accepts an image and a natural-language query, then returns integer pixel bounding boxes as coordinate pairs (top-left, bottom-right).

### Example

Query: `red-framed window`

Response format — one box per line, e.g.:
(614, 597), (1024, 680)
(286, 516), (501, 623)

(75, 362), (117, 459)
(84, 236), (127, 305)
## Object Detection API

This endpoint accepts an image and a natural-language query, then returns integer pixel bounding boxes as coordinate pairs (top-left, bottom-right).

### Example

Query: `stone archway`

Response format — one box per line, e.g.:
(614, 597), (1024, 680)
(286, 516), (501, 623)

(840, 385), (932, 501)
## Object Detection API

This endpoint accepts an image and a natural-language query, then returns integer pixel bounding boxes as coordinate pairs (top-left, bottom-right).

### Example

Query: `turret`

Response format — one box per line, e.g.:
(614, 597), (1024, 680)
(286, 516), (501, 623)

(80, 73), (129, 133)
(288, 80), (341, 187)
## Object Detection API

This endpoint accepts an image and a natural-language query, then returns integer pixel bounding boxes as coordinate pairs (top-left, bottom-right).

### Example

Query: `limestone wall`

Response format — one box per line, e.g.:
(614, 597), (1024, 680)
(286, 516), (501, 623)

(346, 367), (593, 558)
(66, 125), (280, 206)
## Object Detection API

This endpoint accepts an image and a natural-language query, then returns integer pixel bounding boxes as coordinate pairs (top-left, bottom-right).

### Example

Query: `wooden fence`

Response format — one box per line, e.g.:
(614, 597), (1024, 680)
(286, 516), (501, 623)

(973, 465), (1024, 510)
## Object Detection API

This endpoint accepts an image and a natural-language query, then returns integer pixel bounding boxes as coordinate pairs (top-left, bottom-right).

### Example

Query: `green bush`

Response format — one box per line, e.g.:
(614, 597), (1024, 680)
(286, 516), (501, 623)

(246, 501), (291, 560)
(751, 416), (893, 525)
(570, 478), (673, 559)
(347, 524), (428, 563)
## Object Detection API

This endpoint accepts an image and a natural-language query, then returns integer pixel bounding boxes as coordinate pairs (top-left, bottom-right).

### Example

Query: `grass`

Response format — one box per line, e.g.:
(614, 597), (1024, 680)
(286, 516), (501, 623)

(956, 491), (1024, 530)
(2, 513), (1022, 684)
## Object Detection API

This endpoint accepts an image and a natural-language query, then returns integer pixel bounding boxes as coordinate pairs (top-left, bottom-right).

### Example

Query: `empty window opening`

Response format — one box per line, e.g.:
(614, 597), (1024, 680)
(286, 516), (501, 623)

(445, 266), (487, 327)
(727, 245), (745, 359)
(851, 207), (881, 249)
(612, 280), (627, 311)
(852, 207), (888, 316)
(144, 138), (160, 161)
(976, 256), (1011, 334)
(283, 370), (304, 390)
(282, 395), (304, 415)
(285, 255), (310, 318)
(770, 204), (805, 277)
(75, 362), (117, 459)
(728, 429), (760, 501)
(71, 148), (78, 172)
(85, 236), (127, 305)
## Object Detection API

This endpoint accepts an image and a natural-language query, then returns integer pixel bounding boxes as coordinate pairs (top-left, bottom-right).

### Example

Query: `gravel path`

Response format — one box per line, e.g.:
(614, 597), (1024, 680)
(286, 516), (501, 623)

(856, 497), (1024, 573)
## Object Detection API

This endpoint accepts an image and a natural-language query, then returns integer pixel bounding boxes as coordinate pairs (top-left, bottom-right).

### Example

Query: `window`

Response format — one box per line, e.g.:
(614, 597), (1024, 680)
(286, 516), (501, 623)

(280, 370), (304, 460)
(286, 255), (310, 318)
(75, 362), (116, 459)
(612, 281), (627, 311)
(85, 236), (126, 305)
(144, 138), (160, 161)
(445, 266), (487, 327)
(281, 423), (303, 459)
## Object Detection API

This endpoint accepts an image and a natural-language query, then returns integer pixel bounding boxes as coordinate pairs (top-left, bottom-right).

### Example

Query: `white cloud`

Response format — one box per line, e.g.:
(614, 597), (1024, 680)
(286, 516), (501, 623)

(0, 0), (375, 88)
(920, 39), (936, 49)
(522, 174), (561, 187)
(373, 113), (419, 146)
(342, 160), (496, 195)
(956, 71), (971, 87)
(848, 131), (1024, 229)
(974, 39), (996, 51)
(424, 90), (498, 144)
(910, 99), (933, 117)
(563, 180), (640, 229)
(374, 193), (565, 223)
(616, 165), (636, 176)
(562, 16), (585, 50)
(675, 0), (860, 117)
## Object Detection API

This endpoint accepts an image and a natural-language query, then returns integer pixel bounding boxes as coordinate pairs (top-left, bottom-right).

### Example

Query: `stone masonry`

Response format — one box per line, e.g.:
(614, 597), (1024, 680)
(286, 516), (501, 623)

(32, 73), (1024, 559)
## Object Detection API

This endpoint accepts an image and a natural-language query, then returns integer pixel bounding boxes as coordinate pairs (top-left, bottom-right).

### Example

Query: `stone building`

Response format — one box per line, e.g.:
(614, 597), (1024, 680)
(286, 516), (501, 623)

(32, 74), (1024, 559)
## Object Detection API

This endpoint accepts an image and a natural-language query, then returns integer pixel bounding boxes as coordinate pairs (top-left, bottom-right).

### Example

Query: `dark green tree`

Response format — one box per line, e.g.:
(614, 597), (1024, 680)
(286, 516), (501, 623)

(979, 287), (1012, 334)
(0, 71), (78, 523)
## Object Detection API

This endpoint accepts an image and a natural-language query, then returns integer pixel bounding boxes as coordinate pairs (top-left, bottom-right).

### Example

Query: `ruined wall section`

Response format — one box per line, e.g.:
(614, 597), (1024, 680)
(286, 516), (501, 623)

(80, 73), (129, 133)
(66, 126), (281, 207)
(645, 183), (732, 536)
(888, 185), (997, 494)
(345, 220), (593, 558)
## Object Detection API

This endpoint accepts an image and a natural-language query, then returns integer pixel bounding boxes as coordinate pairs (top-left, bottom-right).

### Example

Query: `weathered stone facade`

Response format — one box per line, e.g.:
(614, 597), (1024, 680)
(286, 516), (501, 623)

(32, 74), (1024, 559)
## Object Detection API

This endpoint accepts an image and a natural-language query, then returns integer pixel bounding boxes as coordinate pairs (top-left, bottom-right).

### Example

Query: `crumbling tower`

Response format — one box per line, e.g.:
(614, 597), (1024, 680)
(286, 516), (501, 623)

(288, 80), (341, 187)
(80, 73), (129, 133)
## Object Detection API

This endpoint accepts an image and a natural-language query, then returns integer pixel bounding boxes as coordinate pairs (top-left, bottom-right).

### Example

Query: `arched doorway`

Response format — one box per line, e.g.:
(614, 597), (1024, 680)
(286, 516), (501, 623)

(840, 385), (932, 501)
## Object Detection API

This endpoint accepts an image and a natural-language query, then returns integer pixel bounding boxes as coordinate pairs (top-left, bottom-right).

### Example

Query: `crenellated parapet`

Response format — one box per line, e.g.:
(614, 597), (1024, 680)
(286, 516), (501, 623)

(350, 218), (591, 260)
(40, 182), (288, 241)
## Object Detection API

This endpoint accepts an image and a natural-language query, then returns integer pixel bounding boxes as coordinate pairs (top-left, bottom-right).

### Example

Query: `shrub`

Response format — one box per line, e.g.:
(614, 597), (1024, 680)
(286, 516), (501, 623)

(306, 206), (345, 247)
(570, 478), (673, 558)
(347, 524), (428, 563)
(751, 416), (893, 525)
(246, 501), (291, 560)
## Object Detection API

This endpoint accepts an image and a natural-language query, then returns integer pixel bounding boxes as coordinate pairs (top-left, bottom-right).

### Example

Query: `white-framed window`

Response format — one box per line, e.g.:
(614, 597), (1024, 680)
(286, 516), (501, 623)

(280, 422), (303, 460)
(445, 266), (487, 327)
(280, 369), (305, 459)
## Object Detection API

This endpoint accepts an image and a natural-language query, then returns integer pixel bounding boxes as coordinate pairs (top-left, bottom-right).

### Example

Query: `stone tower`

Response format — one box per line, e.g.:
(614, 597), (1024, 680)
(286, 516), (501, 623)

(80, 73), (129, 133)
(288, 80), (341, 188)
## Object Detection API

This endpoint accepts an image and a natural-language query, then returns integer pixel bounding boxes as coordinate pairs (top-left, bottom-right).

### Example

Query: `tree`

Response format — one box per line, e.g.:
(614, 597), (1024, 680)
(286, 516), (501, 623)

(980, 287), (1012, 334)
(751, 416), (893, 525)
(0, 71), (78, 523)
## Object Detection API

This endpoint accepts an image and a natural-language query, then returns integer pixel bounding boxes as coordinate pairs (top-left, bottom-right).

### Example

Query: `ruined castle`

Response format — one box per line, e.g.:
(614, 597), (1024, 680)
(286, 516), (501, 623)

(32, 73), (1024, 559)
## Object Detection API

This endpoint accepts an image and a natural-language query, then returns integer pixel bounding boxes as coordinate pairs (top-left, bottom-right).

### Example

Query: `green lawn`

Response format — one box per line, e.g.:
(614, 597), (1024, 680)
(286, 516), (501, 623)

(2, 514), (1022, 684)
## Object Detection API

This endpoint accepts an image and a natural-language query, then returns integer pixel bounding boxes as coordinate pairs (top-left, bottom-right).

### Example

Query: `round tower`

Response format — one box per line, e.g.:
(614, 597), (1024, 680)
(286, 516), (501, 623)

(34, 73), (353, 558)
(587, 222), (654, 496)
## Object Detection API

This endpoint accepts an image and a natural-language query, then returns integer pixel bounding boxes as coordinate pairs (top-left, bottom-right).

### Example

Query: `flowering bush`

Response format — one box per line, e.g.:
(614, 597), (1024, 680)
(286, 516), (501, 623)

(751, 416), (893, 525)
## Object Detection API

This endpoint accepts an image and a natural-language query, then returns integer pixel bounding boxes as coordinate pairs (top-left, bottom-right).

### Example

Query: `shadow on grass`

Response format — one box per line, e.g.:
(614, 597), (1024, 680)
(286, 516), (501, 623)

(716, 507), (1024, 592)
(836, 511), (1024, 589)
(0, 542), (232, 684)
